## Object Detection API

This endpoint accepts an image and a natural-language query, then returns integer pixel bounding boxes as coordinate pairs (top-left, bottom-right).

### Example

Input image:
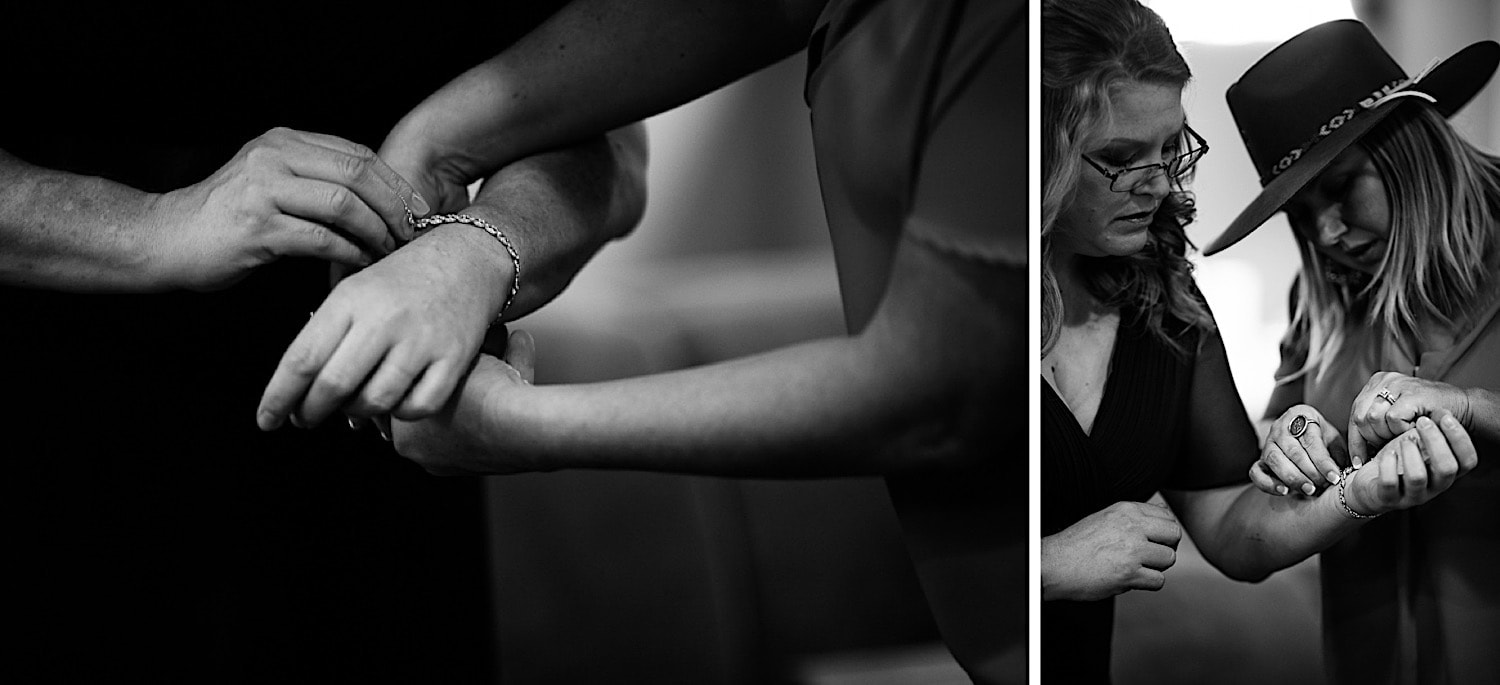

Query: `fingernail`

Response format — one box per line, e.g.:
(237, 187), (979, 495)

(1417, 416), (1434, 429)
(1352, 456), (1363, 468)
(1327, 470), (1341, 485)
(258, 410), (282, 431)
(346, 416), (360, 431)
(377, 425), (392, 442)
(1302, 482), (1317, 496)
(289, 413), (305, 429)
(411, 192), (430, 217)
(1276, 485), (1288, 496)
(1442, 414), (1460, 428)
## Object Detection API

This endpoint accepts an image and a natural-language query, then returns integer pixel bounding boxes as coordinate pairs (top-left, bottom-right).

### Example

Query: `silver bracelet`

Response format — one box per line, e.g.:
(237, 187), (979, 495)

(1337, 465), (1378, 520)
(413, 213), (521, 317)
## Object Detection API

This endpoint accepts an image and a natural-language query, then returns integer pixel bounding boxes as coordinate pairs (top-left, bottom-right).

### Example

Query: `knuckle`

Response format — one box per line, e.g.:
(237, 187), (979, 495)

(403, 396), (443, 418)
(316, 370), (359, 398)
(325, 185), (358, 218)
(337, 148), (375, 182)
(242, 142), (278, 169)
(283, 343), (325, 376)
(360, 388), (400, 414)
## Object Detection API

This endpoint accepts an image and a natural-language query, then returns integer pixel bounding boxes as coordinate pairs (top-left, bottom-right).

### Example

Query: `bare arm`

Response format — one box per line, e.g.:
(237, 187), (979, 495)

(389, 10), (1021, 474)
(383, 0), (822, 208)
(258, 126), (648, 427)
(1167, 411), (1479, 582)
(0, 131), (421, 293)
(398, 230), (1022, 476)
(0, 148), (164, 290)
(465, 125), (648, 320)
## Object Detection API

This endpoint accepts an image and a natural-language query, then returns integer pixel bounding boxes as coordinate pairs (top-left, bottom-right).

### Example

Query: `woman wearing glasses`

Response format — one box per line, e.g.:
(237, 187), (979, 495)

(1206, 20), (1500, 683)
(1041, 1), (1480, 681)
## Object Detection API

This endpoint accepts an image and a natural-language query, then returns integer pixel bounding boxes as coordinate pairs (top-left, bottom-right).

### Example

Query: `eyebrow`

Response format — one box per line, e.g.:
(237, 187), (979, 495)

(1095, 124), (1188, 150)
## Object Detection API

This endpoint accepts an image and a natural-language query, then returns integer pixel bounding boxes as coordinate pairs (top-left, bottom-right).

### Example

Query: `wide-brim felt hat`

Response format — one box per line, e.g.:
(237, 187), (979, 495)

(1204, 20), (1500, 256)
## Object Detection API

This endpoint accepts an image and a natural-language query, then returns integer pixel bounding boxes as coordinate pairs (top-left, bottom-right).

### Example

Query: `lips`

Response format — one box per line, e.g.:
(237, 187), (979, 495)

(1344, 240), (1383, 262)
(1117, 208), (1157, 223)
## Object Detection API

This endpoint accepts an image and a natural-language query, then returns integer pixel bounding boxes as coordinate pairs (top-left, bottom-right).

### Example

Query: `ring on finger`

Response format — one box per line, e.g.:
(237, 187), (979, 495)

(1289, 414), (1317, 439)
(1377, 388), (1398, 405)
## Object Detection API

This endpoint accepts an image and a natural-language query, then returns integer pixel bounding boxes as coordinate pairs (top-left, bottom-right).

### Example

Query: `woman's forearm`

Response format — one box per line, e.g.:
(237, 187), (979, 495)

(1165, 485), (1364, 582)
(485, 332), (994, 477)
(0, 149), (164, 291)
(478, 235), (1019, 477)
(1462, 387), (1500, 444)
(465, 125), (648, 320)
(391, 0), (815, 178)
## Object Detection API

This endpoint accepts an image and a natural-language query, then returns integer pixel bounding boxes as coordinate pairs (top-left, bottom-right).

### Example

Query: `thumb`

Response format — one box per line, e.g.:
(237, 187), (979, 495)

(505, 329), (536, 384)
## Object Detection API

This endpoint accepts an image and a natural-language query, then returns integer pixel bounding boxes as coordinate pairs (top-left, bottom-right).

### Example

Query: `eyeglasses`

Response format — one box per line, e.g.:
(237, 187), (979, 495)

(1080, 125), (1209, 192)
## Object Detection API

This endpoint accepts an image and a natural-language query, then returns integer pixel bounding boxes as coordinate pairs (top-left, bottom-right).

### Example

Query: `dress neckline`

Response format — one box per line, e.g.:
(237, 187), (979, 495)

(1043, 314), (1133, 441)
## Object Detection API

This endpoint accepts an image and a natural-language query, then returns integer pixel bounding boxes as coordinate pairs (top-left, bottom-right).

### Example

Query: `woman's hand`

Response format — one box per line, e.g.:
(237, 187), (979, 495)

(151, 127), (423, 291)
(256, 221), (515, 431)
(379, 109), (495, 217)
(1348, 372), (1473, 466)
(1251, 404), (1348, 497)
(1042, 501), (1181, 602)
(389, 328), (537, 476)
(1341, 412), (1479, 517)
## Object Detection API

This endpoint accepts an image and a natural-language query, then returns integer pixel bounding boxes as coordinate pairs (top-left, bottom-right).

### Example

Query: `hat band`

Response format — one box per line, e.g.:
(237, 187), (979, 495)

(1264, 58), (1442, 183)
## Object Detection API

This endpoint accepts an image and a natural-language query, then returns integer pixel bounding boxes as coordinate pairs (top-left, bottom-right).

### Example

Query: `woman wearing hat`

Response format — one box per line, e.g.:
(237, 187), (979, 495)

(1043, 2), (1482, 681)
(1210, 19), (1500, 683)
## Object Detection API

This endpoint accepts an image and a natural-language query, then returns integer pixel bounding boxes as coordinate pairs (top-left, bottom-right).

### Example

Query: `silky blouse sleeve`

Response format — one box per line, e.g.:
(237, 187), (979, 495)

(904, 0), (1024, 267)
(1168, 318), (1261, 490)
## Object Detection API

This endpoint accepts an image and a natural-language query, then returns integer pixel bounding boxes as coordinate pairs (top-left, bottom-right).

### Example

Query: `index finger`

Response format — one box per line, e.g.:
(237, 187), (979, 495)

(1348, 420), (1369, 469)
(257, 309), (352, 430)
(294, 131), (429, 241)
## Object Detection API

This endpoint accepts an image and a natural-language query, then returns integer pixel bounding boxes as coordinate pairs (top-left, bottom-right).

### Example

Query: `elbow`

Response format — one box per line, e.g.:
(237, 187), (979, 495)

(875, 395), (997, 475)
(1223, 566), (1273, 584)
(1200, 549), (1274, 584)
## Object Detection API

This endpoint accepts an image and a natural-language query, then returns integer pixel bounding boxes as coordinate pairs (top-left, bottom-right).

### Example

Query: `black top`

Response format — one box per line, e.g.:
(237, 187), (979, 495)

(0, 4), (561, 682)
(1042, 305), (1258, 683)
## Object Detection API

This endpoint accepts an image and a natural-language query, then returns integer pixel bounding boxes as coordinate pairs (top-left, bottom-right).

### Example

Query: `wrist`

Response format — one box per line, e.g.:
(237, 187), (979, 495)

(413, 217), (519, 320)
(140, 190), (198, 291)
(479, 377), (557, 473)
(1461, 387), (1481, 430)
(389, 75), (522, 182)
(1339, 466), (1381, 519)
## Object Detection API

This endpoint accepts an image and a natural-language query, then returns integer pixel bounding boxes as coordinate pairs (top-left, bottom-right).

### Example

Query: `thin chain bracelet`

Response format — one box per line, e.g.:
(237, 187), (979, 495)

(412, 213), (522, 318)
(1337, 465), (1378, 520)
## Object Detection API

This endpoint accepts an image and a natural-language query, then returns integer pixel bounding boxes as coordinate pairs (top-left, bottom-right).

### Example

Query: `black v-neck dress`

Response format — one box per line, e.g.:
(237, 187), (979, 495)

(1042, 306), (1258, 683)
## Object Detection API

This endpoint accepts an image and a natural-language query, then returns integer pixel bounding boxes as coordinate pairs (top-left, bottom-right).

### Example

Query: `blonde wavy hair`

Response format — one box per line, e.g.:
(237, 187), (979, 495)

(1042, 0), (1213, 357)
(1283, 103), (1500, 383)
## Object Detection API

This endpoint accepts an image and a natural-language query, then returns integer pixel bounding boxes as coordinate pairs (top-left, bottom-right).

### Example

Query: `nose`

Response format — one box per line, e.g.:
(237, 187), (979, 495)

(1132, 167), (1173, 200)
(1314, 205), (1347, 247)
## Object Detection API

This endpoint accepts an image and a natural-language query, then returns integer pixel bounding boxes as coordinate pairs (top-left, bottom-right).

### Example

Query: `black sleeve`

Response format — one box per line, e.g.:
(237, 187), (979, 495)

(1169, 313), (1261, 490)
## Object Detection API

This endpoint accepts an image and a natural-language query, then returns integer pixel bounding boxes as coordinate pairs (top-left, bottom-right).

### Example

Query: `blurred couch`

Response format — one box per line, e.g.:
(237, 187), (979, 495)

(471, 56), (964, 684)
